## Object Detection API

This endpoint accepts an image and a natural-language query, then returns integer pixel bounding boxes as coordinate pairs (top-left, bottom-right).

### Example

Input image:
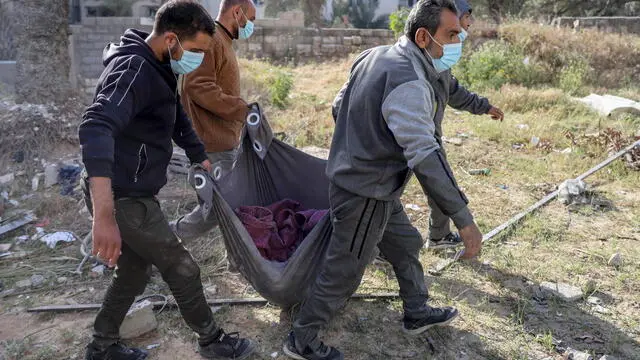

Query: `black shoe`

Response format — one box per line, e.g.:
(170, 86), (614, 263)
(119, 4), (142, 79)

(427, 232), (463, 250)
(198, 329), (256, 359)
(282, 331), (343, 360)
(85, 342), (148, 360)
(403, 306), (459, 335)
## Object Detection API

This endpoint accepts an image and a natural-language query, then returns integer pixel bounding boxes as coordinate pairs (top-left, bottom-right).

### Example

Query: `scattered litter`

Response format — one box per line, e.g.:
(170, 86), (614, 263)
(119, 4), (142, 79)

(270, 352), (279, 358)
(587, 296), (602, 305)
(593, 305), (609, 314)
(31, 174), (43, 192)
(8, 199), (19, 206)
(30, 274), (45, 288)
(540, 281), (583, 302)
(0, 243), (11, 252)
(0, 173), (14, 186)
(468, 168), (491, 176)
(405, 204), (421, 211)
(530, 136), (540, 147)
(0, 212), (36, 236)
(58, 165), (82, 196)
(146, 344), (160, 350)
(205, 285), (218, 296)
(607, 253), (622, 267)
(556, 147), (572, 154)
(576, 93), (640, 117)
(444, 137), (464, 146)
(512, 143), (525, 150)
(575, 334), (604, 344)
(456, 132), (470, 138)
(516, 124), (530, 130)
(558, 179), (589, 205)
(564, 348), (593, 360)
(57, 277), (68, 284)
(44, 164), (59, 188)
(91, 265), (106, 276)
(599, 355), (618, 360)
(40, 231), (75, 249)
(35, 218), (50, 227)
(497, 184), (509, 190)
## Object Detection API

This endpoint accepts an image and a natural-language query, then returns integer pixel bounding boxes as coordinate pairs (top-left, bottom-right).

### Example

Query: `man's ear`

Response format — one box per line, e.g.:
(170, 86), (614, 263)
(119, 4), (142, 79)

(414, 27), (429, 49)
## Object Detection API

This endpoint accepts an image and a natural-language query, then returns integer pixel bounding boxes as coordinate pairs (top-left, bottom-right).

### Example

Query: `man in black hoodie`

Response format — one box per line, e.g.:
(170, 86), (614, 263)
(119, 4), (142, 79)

(79, 2), (255, 360)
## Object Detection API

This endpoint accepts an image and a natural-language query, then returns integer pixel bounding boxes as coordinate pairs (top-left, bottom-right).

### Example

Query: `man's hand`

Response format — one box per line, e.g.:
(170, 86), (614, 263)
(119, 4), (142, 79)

(458, 222), (483, 259)
(89, 177), (121, 267)
(201, 159), (212, 173)
(487, 106), (504, 121)
(92, 215), (122, 267)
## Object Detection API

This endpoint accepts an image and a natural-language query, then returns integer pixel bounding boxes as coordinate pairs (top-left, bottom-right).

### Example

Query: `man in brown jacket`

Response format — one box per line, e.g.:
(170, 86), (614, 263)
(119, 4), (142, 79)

(172, 0), (256, 240)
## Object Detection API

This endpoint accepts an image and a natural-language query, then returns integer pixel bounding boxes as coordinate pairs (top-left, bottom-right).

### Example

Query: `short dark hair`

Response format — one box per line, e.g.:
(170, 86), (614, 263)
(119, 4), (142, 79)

(220, 0), (253, 14)
(404, 0), (458, 40)
(154, 0), (215, 40)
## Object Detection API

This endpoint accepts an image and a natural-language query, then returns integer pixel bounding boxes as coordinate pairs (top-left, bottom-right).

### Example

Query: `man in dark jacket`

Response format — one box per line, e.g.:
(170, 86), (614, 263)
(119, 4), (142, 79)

(79, 1), (255, 359)
(282, 1), (482, 359)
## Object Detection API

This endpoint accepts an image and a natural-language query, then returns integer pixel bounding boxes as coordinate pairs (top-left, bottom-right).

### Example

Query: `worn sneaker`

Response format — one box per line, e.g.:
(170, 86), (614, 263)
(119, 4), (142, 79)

(282, 331), (343, 360)
(427, 232), (463, 250)
(85, 342), (148, 360)
(198, 329), (256, 359)
(402, 306), (459, 335)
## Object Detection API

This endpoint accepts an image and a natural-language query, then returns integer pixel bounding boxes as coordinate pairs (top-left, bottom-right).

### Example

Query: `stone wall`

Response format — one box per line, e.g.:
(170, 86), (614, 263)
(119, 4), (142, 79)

(69, 17), (153, 98)
(552, 16), (640, 34)
(234, 27), (396, 63)
(68, 14), (395, 100)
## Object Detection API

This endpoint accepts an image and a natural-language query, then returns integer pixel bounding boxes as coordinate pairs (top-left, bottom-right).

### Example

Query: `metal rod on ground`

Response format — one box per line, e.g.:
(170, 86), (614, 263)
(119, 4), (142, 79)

(26, 293), (399, 313)
(429, 139), (640, 276)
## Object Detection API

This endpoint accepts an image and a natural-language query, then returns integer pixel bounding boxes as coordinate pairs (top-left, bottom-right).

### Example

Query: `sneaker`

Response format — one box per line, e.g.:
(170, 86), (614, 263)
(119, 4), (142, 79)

(198, 329), (256, 359)
(85, 342), (148, 360)
(282, 331), (343, 360)
(427, 232), (463, 250)
(402, 306), (459, 335)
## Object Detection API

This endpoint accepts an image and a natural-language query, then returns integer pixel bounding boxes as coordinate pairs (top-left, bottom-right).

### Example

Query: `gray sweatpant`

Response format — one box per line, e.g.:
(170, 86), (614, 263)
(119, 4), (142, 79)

(172, 148), (240, 241)
(293, 184), (430, 349)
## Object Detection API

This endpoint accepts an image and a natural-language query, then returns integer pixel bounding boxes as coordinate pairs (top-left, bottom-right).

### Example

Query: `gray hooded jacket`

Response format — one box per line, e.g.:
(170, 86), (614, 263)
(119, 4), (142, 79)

(327, 36), (490, 229)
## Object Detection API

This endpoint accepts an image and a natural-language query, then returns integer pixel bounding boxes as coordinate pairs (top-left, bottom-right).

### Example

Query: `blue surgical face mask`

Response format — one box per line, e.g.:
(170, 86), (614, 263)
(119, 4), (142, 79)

(169, 38), (204, 74)
(236, 8), (254, 40)
(425, 32), (462, 73)
(458, 29), (468, 42)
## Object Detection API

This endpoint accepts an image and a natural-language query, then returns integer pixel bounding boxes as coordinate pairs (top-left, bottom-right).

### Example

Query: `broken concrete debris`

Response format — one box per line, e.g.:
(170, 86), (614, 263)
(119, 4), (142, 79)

(576, 93), (640, 117)
(0, 212), (36, 236)
(540, 281), (583, 302)
(607, 253), (622, 267)
(15, 279), (32, 289)
(119, 300), (158, 339)
(558, 179), (589, 205)
(564, 348), (593, 360)
(44, 163), (59, 188)
(30, 274), (45, 288)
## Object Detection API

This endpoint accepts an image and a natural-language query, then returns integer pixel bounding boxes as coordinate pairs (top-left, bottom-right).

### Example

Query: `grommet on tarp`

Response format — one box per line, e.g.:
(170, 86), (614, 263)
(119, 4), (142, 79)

(247, 112), (260, 126)
(253, 140), (263, 153)
(213, 166), (222, 180)
(194, 173), (206, 189)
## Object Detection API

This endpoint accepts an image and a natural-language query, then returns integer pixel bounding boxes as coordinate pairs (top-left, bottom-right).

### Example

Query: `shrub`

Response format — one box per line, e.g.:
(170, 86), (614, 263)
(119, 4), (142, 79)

(558, 59), (590, 95)
(269, 71), (294, 109)
(389, 7), (410, 38)
(461, 40), (547, 90)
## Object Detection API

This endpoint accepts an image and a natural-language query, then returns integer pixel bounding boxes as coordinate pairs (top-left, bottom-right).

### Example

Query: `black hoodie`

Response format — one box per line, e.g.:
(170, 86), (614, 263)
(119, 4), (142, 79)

(79, 29), (207, 198)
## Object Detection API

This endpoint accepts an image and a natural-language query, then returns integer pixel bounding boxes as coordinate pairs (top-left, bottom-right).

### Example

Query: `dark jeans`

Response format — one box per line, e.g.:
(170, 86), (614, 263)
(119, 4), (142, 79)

(91, 197), (218, 349)
(293, 184), (430, 349)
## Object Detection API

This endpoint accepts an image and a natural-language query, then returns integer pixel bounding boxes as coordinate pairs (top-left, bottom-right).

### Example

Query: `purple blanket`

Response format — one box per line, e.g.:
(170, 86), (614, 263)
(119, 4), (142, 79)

(236, 199), (328, 262)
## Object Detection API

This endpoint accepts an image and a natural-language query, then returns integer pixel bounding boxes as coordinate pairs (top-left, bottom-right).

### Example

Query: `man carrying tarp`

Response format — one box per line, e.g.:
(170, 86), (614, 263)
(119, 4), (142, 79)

(282, 1), (483, 359)
(79, 1), (254, 359)
(172, 0), (257, 241)
(420, 0), (504, 250)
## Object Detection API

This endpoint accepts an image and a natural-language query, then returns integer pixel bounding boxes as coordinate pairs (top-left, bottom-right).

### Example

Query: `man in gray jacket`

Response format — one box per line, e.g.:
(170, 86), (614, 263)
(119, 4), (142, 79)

(282, 1), (483, 359)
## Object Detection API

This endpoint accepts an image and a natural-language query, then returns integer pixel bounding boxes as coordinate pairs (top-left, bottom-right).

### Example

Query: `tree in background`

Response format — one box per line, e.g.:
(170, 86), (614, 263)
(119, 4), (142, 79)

(473, 0), (636, 23)
(349, 0), (388, 29)
(301, 0), (325, 26)
(101, 0), (135, 17)
(265, 0), (299, 17)
(15, 0), (70, 104)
